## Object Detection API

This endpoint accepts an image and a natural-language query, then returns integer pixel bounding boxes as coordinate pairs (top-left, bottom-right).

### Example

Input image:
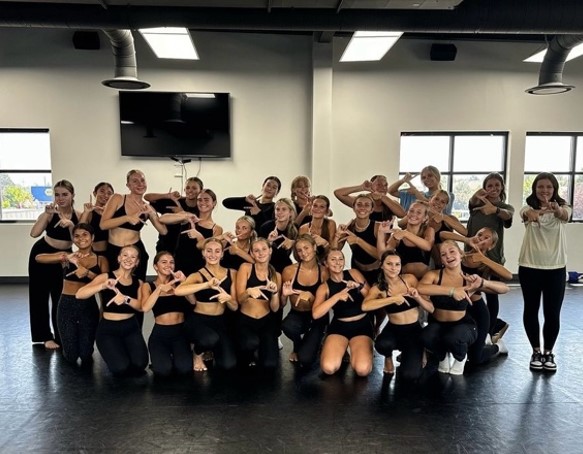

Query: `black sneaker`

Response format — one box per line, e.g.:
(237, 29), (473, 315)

(529, 351), (544, 370)
(543, 353), (557, 372)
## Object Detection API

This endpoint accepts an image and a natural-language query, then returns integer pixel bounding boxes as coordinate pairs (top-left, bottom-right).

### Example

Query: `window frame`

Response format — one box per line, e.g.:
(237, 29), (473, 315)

(0, 128), (52, 223)
(524, 131), (583, 222)
(399, 131), (509, 222)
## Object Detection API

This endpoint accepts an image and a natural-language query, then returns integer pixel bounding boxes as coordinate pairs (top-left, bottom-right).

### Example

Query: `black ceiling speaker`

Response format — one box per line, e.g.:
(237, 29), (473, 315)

(72, 31), (101, 50)
(430, 43), (457, 61)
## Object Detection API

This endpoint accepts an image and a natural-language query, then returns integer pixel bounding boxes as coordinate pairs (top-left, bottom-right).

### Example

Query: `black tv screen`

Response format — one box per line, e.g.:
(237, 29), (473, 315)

(119, 91), (231, 159)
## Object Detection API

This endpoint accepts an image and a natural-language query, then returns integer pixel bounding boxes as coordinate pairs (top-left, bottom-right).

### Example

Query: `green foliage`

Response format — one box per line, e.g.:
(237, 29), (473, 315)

(2, 185), (34, 208)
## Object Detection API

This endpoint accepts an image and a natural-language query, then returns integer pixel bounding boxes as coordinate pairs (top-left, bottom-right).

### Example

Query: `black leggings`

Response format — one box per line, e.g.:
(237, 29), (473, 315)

(282, 310), (328, 367)
(57, 294), (99, 364)
(519, 266), (566, 351)
(421, 316), (477, 362)
(186, 312), (237, 370)
(28, 238), (70, 344)
(148, 323), (192, 376)
(96, 317), (149, 376)
(467, 297), (499, 365)
(375, 321), (424, 381)
(237, 312), (279, 369)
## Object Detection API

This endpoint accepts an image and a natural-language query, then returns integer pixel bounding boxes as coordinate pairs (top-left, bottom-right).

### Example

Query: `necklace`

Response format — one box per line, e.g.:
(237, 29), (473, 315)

(354, 220), (370, 232)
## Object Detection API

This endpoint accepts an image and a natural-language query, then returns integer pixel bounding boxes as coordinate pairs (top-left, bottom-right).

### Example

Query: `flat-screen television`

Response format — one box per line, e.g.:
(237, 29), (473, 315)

(119, 91), (231, 159)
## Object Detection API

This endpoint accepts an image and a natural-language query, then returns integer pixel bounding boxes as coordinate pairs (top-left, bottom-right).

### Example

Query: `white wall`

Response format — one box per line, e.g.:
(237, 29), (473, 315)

(1, 29), (583, 277)
(0, 29), (313, 276)
(330, 37), (583, 273)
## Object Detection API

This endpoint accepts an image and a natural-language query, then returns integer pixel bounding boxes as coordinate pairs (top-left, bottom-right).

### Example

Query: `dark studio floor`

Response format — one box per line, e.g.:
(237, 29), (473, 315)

(1, 284), (583, 453)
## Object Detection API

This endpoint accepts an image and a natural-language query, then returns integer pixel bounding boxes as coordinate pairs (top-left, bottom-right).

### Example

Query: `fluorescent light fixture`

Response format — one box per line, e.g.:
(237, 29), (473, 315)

(185, 93), (215, 98)
(139, 27), (199, 60)
(524, 43), (583, 63)
(340, 31), (403, 62)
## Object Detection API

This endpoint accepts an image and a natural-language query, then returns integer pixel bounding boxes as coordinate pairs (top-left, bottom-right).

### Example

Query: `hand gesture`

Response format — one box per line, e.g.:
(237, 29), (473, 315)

(268, 228), (281, 243)
(245, 194), (261, 216)
(472, 196), (497, 215)
(278, 236), (295, 250)
(282, 281), (300, 298)
(362, 180), (373, 192)
(83, 194), (94, 214)
(45, 203), (58, 215)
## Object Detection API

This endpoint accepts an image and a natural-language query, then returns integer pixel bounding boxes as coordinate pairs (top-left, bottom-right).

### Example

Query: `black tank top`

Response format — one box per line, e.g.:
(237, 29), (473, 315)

(101, 271), (140, 314)
(45, 212), (79, 241)
(89, 211), (109, 243)
(246, 265), (274, 301)
(430, 268), (468, 311)
(292, 263), (322, 296)
(175, 222), (215, 275)
(221, 246), (248, 271)
(396, 241), (430, 266)
(193, 268), (233, 303)
(327, 270), (365, 319)
(112, 196), (146, 232)
(348, 220), (377, 266)
(147, 281), (190, 317)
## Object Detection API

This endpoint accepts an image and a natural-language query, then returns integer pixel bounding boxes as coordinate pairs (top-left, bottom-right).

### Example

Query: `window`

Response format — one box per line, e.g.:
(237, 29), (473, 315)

(0, 129), (52, 222)
(524, 133), (583, 220)
(399, 132), (508, 221)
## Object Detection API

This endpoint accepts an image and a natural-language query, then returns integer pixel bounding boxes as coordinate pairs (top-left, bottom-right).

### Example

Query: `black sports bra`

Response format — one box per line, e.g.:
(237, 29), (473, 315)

(45, 212), (79, 241)
(147, 281), (190, 317)
(246, 265), (274, 301)
(431, 268), (468, 312)
(327, 270), (365, 319)
(63, 259), (102, 284)
(112, 196), (146, 232)
(292, 263), (322, 296)
(193, 268), (233, 303)
(384, 276), (420, 315)
(101, 271), (140, 315)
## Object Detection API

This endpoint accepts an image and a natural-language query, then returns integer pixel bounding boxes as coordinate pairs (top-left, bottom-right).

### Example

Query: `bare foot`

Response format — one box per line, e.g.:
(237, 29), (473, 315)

(193, 354), (207, 372)
(383, 357), (395, 374)
(44, 340), (60, 350)
(289, 352), (299, 362)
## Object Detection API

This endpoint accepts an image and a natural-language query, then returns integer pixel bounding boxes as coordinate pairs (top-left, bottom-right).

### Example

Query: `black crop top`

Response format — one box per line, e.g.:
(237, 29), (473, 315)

(45, 212), (79, 241)
(147, 282), (190, 317)
(383, 276), (419, 315)
(112, 196), (146, 232)
(101, 271), (140, 315)
(246, 265), (274, 301)
(327, 270), (365, 319)
(63, 260), (102, 284)
(292, 263), (322, 296)
(193, 268), (233, 303)
(430, 268), (468, 312)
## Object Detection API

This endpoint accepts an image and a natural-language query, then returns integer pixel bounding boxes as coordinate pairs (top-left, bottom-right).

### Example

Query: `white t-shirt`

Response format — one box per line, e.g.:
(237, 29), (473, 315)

(518, 205), (571, 269)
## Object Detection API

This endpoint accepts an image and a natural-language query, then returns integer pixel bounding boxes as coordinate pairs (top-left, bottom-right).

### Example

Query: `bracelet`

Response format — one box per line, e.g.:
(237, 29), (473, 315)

(449, 287), (455, 297)
(124, 296), (131, 305)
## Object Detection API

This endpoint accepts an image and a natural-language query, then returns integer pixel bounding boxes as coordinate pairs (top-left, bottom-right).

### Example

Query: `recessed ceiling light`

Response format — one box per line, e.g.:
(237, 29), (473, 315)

(340, 31), (403, 62)
(139, 27), (199, 60)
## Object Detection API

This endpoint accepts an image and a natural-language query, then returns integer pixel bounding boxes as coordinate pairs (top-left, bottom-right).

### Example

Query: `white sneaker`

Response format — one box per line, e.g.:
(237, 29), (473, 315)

(278, 336), (284, 350)
(495, 338), (508, 355)
(438, 353), (452, 373)
(449, 355), (467, 375)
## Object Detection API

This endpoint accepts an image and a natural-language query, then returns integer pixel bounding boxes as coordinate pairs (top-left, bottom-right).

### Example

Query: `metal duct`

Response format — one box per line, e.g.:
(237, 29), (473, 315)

(526, 34), (583, 95)
(101, 29), (150, 90)
(0, 1), (582, 33)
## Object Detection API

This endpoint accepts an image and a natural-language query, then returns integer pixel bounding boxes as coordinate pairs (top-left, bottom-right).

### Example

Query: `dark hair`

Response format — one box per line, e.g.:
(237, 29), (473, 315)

(482, 172), (506, 202)
(198, 188), (217, 203)
(377, 250), (401, 292)
(153, 250), (174, 265)
(525, 172), (568, 209)
(72, 222), (94, 236)
(263, 176), (282, 194)
(186, 176), (204, 189)
(93, 182), (114, 194)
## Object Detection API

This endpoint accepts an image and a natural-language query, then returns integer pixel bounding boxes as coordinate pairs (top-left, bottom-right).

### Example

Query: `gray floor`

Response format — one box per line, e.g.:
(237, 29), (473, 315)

(1, 284), (582, 453)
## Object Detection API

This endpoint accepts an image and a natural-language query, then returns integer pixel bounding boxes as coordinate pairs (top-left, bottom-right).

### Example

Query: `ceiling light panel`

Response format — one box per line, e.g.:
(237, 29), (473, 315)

(340, 31), (403, 62)
(140, 27), (199, 60)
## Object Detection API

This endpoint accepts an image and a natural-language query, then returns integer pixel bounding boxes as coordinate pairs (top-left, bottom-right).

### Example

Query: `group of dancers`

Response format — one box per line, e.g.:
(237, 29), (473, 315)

(27, 167), (571, 379)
